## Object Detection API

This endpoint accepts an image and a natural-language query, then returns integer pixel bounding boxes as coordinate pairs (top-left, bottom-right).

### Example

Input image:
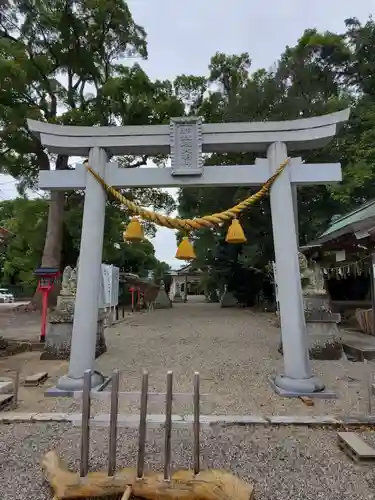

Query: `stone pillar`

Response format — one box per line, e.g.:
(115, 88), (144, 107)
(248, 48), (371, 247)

(268, 142), (324, 394)
(57, 147), (107, 391)
(169, 277), (175, 301)
(155, 281), (172, 309)
(173, 280), (183, 302)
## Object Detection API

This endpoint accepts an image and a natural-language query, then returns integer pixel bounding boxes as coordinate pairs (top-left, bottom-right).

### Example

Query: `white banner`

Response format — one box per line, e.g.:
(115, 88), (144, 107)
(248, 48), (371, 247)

(111, 266), (119, 307)
(99, 264), (119, 308)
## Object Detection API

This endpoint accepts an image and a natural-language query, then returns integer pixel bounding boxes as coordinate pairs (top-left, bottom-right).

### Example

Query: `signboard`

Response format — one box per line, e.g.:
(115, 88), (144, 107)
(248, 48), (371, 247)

(111, 265), (119, 307)
(335, 249), (346, 262)
(170, 117), (203, 176)
(99, 264), (119, 308)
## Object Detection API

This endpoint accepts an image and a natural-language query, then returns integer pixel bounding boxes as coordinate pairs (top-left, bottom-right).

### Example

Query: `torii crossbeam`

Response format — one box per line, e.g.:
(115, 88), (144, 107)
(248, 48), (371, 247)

(28, 109), (350, 397)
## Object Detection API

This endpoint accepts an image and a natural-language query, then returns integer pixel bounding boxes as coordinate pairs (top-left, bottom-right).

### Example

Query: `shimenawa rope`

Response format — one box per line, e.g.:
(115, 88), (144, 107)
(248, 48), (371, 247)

(86, 158), (290, 231)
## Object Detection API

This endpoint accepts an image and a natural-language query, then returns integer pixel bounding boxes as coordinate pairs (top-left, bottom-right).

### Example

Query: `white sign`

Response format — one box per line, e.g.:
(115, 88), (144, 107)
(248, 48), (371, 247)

(335, 249), (346, 262)
(99, 264), (119, 308)
(170, 117), (203, 176)
(111, 266), (119, 307)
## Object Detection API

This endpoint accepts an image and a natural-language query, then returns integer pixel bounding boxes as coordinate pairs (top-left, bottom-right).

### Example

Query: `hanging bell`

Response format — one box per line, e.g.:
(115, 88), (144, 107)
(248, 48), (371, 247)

(123, 218), (144, 242)
(175, 236), (196, 261)
(225, 218), (247, 244)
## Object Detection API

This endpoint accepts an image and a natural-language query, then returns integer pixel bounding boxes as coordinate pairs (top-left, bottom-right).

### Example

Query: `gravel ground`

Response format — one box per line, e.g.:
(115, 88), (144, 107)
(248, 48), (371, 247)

(0, 423), (374, 500)
(2, 299), (374, 416)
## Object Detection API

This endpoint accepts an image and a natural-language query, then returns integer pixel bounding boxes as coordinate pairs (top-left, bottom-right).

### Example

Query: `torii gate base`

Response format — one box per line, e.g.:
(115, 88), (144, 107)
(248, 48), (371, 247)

(28, 109), (350, 398)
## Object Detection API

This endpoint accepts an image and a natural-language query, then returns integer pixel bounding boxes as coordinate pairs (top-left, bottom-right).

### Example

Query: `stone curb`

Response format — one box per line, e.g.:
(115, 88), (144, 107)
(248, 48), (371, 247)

(2, 413), (375, 426)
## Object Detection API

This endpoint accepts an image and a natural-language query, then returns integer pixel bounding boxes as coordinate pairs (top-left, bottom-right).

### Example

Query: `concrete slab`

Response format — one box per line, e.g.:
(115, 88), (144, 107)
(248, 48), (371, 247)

(342, 415), (375, 425)
(24, 372), (48, 386)
(71, 413), (184, 428)
(342, 341), (375, 362)
(268, 415), (341, 425)
(44, 377), (111, 398)
(183, 415), (268, 425)
(269, 376), (337, 399)
(2, 412), (375, 426)
(0, 380), (13, 394)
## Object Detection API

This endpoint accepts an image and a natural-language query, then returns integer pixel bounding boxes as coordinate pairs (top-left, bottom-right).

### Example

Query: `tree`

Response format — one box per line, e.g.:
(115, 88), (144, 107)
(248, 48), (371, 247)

(0, 195), (172, 295)
(0, 1), (140, 274)
(0, 197), (49, 294)
(0, 0), (185, 304)
(152, 260), (171, 285)
(177, 17), (375, 301)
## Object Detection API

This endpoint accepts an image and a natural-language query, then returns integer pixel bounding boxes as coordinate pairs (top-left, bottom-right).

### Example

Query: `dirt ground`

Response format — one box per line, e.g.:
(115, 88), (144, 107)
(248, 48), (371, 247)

(0, 299), (374, 417)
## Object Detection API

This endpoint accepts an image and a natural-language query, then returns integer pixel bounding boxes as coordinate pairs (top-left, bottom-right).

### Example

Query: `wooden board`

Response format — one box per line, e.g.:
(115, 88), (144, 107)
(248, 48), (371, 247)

(73, 391), (211, 405)
(338, 432), (375, 463)
(24, 372), (48, 386)
(299, 396), (314, 406)
(0, 393), (14, 410)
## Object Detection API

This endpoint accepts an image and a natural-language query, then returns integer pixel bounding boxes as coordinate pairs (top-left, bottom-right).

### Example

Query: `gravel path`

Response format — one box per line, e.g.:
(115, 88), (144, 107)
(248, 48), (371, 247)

(0, 422), (374, 500)
(2, 300), (374, 416)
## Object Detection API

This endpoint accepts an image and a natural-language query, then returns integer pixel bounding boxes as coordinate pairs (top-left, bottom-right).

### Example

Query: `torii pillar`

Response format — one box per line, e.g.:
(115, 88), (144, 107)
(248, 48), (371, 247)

(28, 110), (350, 395)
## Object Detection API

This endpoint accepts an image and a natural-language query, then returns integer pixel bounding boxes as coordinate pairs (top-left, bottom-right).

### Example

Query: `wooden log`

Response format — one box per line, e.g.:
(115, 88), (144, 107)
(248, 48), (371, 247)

(41, 450), (254, 500)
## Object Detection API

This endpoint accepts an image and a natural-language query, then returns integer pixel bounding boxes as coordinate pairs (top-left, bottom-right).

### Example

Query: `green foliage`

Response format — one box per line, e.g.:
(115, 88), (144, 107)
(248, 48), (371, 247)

(0, 0), (182, 276)
(152, 261), (171, 284)
(0, 196), (169, 289)
(177, 16), (375, 300)
(0, 197), (48, 287)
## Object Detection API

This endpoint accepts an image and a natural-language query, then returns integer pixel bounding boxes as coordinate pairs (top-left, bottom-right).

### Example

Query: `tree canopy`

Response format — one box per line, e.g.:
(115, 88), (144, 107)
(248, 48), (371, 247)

(0, 0), (181, 294)
(1, 5), (375, 305)
(0, 194), (172, 295)
(177, 17), (375, 304)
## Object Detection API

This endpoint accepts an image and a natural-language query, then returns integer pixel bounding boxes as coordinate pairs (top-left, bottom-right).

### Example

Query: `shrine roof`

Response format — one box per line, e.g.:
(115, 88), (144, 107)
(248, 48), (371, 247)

(171, 263), (203, 276)
(315, 199), (375, 244)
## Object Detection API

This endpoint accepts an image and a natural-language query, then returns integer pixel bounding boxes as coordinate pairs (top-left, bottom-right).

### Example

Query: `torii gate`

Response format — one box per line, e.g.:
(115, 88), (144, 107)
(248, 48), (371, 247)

(28, 109), (350, 396)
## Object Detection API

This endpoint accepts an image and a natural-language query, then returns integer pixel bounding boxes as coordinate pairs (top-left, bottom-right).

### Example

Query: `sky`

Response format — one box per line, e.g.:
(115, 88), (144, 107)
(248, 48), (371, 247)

(3, 0), (374, 268)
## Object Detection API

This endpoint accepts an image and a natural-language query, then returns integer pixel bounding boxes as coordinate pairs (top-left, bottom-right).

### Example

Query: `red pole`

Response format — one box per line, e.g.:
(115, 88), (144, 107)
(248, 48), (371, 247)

(40, 290), (48, 343)
(137, 287), (140, 307)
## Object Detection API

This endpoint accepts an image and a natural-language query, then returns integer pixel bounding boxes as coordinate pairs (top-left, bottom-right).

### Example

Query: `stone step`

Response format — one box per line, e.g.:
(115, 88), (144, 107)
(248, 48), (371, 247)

(0, 380), (13, 394)
(338, 432), (375, 463)
(23, 372), (48, 386)
(343, 342), (375, 362)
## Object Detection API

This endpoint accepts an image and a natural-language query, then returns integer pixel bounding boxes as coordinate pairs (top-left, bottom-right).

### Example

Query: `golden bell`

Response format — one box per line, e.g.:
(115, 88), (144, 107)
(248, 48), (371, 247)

(175, 237), (196, 261)
(123, 218), (144, 241)
(225, 218), (247, 244)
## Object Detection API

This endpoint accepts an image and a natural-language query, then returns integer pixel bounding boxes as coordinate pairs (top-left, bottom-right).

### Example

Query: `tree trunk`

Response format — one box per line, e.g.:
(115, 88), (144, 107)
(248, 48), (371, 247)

(33, 155), (68, 308)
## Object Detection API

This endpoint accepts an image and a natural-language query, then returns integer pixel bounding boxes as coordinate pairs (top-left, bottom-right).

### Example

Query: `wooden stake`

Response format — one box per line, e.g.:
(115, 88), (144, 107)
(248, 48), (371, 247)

(108, 369), (120, 476)
(193, 372), (200, 475)
(164, 371), (173, 481)
(364, 359), (373, 416)
(80, 369), (91, 477)
(12, 369), (19, 410)
(137, 371), (149, 479)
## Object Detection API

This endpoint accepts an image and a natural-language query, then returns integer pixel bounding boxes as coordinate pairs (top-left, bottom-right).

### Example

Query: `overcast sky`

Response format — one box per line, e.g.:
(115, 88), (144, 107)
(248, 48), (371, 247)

(2, 0), (374, 268)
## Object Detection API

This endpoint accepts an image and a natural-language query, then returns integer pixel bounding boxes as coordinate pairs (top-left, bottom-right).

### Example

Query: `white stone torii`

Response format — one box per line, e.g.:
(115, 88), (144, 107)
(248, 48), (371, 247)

(28, 109), (350, 395)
